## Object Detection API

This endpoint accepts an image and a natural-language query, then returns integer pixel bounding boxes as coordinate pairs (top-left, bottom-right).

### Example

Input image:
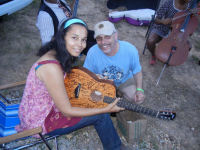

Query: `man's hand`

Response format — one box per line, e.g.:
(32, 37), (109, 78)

(134, 91), (145, 104)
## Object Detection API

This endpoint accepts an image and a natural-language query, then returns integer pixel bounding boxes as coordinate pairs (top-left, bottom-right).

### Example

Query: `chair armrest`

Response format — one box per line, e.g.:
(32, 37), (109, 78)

(0, 80), (26, 90)
(0, 127), (43, 144)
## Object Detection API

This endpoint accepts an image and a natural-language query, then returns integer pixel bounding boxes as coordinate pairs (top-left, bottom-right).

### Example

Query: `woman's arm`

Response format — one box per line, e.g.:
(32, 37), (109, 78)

(37, 63), (123, 117)
(155, 0), (172, 25)
(155, 18), (172, 25)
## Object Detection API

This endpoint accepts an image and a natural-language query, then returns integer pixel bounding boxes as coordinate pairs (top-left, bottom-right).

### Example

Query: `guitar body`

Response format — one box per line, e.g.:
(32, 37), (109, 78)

(64, 67), (176, 120)
(64, 67), (116, 108)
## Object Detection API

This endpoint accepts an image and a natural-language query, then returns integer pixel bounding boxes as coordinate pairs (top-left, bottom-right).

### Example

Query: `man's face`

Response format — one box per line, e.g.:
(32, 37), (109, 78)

(96, 33), (118, 55)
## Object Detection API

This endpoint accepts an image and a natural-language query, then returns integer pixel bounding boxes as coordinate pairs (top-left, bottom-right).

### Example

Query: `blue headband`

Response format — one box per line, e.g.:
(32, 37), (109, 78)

(64, 19), (86, 29)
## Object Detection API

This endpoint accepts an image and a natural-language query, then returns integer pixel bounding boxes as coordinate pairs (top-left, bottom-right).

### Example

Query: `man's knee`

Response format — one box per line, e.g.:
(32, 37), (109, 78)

(118, 85), (136, 102)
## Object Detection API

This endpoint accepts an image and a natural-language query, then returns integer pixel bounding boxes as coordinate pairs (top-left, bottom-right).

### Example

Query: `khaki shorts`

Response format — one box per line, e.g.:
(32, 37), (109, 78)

(117, 78), (136, 102)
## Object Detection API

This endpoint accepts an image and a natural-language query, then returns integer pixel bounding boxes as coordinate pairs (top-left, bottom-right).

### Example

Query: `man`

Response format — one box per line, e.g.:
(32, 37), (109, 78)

(36, 0), (71, 45)
(36, 0), (95, 54)
(83, 21), (145, 104)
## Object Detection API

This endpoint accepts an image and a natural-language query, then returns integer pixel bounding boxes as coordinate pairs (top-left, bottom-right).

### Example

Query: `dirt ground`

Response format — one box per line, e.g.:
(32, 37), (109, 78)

(0, 0), (200, 150)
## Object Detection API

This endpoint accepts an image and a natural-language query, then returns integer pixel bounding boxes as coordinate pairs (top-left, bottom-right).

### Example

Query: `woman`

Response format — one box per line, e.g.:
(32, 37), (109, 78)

(16, 18), (125, 150)
(147, 0), (194, 65)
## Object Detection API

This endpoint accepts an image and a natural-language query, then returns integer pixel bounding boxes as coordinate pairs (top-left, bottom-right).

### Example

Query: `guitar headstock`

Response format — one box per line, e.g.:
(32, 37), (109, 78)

(157, 111), (176, 120)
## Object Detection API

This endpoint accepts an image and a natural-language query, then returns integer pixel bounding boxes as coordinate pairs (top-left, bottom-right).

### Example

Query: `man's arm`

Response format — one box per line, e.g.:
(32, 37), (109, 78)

(134, 71), (143, 89)
(134, 71), (145, 104)
(36, 11), (54, 45)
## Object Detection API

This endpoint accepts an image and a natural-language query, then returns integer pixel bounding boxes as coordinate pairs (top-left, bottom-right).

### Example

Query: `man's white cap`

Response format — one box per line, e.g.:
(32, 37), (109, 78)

(94, 21), (116, 38)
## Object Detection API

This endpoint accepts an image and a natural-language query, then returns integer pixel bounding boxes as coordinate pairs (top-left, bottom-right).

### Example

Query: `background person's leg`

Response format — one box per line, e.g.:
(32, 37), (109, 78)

(147, 32), (162, 65)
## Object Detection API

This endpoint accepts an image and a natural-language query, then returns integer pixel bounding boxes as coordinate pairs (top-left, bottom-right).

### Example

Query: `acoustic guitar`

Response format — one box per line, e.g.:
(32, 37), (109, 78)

(64, 67), (176, 120)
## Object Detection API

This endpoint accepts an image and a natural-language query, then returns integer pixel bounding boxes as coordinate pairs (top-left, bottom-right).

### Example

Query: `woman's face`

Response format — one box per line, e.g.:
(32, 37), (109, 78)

(64, 24), (87, 57)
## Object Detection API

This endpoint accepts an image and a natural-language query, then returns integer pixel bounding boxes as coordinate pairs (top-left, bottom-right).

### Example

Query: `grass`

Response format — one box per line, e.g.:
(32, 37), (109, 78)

(0, 0), (41, 53)
(194, 40), (200, 51)
(192, 55), (200, 63)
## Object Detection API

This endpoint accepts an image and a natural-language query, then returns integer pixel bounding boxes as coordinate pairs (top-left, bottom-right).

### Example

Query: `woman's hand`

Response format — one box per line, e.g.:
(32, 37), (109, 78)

(155, 18), (172, 25)
(105, 98), (125, 113)
(162, 18), (172, 25)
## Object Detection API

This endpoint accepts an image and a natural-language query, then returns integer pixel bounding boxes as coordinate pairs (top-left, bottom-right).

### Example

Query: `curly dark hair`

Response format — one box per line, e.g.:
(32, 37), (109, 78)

(37, 17), (88, 73)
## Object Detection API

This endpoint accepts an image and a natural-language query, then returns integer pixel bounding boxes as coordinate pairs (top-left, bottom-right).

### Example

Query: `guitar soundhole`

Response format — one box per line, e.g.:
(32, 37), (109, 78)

(90, 90), (103, 102)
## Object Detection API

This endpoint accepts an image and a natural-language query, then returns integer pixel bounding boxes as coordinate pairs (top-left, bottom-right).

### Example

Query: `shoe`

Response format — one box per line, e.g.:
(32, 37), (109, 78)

(149, 56), (156, 65)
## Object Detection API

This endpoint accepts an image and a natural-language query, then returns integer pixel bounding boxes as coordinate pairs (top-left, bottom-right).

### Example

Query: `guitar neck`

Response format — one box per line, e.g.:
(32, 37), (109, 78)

(104, 96), (159, 118)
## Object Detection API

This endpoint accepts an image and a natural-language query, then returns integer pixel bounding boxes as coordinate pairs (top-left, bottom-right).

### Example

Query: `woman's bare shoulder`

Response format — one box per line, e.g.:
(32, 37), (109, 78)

(36, 50), (57, 62)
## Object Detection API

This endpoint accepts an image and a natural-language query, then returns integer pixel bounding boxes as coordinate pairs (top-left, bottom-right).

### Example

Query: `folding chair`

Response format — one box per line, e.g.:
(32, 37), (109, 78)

(0, 1), (83, 149)
(0, 82), (59, 150)
(142, 0), (161, 55)
(0, 127), (56, 150)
